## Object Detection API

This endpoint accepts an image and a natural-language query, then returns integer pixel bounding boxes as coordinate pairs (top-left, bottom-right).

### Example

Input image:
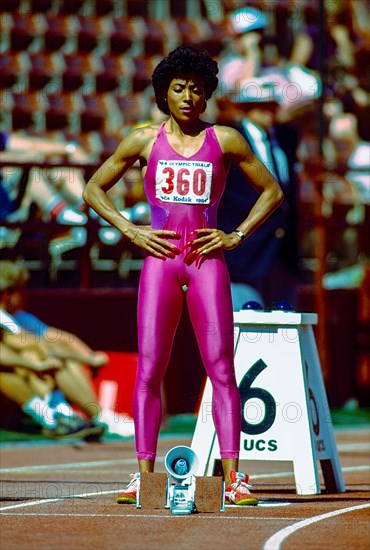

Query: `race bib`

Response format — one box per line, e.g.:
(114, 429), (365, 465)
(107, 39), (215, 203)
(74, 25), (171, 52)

(155, 160), (213, 204)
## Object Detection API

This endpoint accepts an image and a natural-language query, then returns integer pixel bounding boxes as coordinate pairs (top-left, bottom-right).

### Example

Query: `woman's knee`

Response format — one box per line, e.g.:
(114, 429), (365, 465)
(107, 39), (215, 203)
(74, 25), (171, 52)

(206, 359), (237, 388)
(135, 360), (164, 394)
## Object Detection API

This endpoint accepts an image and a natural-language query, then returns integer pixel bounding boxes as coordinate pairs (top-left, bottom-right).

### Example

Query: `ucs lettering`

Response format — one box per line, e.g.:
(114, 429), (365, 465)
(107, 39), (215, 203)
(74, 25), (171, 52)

(243, 439), (278, 452)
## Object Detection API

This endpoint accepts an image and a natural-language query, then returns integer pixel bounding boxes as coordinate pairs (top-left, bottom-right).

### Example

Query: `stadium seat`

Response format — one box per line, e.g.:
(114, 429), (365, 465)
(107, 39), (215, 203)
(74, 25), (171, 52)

(29, 0), (54, 12)
(95, 55), (125, 93)
(115, 90), (150, 127)
(109, 19), (135, 54)
(132, 55), (157, 93)
(27, 52), (57, 90)
(11, 91), (46, 131)
(77, 15), (106, 53)
(80, 93), (107, 133)
(0, 53), (24, 89)
(126, 0), (148, 17)
(10, 13), (42, 51)
(95, 0), (116, 16)
(62, 53), (94, 92)
(59, 0), (84, 14)
(174, 17), (207, 46)
(98, 131), (121, 161)
(200, 21), (227, 56)
(143, 18), (167, 56)
(44, 14), (77, 52)
(45, 91), (80, 132)
(0, 0), (21, 11)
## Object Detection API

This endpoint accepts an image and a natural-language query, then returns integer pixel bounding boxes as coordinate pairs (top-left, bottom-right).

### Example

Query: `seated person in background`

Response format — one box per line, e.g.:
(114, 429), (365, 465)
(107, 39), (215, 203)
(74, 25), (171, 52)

(0, 322), (102, 439)
(0, 260), (135, 438)
(1, 335), (62, 373)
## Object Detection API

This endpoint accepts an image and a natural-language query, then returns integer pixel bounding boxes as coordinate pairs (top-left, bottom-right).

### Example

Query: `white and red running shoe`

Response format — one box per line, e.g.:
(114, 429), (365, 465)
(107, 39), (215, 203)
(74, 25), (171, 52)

(225, 471), (259, 506)
(117, 472), (140, 504)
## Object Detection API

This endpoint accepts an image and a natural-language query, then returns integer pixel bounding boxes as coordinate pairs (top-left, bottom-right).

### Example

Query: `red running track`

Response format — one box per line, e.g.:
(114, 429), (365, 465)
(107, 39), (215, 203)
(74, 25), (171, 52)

(1, 428), (369, 549)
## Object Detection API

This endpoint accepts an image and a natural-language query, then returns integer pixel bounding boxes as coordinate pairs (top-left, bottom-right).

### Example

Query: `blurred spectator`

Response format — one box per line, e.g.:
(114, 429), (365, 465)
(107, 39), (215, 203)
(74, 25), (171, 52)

(327, 114), (370, 180)
(298, 1), (370, 140)
(216, 4), (328, 305)
(218, 6), (322, 123)
(0, 131), (92, 259)
(0, 317), (103, 439)
(0, 337), (62, 374)
(219, 6), (266, 85)
(0, 131), (90, 225)
(324, 113), (369, 269)
(0, 259), (135, 437)
(218, 80), (299, 309)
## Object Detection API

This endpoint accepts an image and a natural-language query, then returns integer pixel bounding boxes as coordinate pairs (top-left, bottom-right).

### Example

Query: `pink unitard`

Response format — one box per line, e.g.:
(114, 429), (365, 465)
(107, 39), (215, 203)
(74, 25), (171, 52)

(134, 122), (241, 460)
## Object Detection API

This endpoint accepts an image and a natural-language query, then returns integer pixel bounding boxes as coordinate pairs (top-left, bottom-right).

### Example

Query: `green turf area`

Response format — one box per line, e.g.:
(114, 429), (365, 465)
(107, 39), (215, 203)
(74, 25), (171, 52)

(330, 407), (370, 426)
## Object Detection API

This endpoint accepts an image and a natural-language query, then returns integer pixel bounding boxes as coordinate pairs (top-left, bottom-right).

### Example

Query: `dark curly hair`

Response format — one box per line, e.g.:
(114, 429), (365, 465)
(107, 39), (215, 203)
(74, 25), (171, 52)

(151, 45), (219, 115)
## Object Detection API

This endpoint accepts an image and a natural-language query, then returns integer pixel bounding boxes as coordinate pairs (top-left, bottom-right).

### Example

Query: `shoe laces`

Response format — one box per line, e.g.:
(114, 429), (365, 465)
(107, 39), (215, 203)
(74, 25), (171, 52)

(127, 472), (140, 490)
(231, 478), (253, 493)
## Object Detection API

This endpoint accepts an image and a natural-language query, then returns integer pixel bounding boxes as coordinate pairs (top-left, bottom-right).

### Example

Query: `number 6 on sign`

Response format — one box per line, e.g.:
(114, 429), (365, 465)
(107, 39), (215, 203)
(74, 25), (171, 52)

(239, 359), (276, 435)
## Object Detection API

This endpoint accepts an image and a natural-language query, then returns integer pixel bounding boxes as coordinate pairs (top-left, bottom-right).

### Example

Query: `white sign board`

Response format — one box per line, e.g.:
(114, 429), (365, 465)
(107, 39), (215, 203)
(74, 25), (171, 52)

(191, 311), (345, 495)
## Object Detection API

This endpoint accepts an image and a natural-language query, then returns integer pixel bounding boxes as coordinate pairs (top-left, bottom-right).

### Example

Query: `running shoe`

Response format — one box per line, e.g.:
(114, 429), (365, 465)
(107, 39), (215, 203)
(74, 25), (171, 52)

(42, 413), (104, 440)
(224, 471), (259, 506)
(117, 472), (140, 504)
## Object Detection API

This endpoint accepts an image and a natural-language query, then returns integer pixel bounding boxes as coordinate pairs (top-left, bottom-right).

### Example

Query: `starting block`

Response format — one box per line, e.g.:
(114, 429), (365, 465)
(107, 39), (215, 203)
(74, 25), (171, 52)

(137, 473), (224, 513)
(138, 473), (167, 509)
(191, 310), (346, 496)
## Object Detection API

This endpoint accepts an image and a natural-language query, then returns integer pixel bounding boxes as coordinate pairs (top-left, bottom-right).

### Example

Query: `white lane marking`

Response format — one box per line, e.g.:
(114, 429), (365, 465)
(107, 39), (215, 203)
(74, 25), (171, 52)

(1, 458), (368, 476)
(0, 488), (295, 514)
(0, 489), (119, 511)
(263, 503), (370, 550)
(0, 511), (303, 519)
(251, 464), (369, 480)
(0, 459), (137, 474)
(337, 442), (370, 452)
(258, 503), (292, 507)
(341, 465), (370, 473)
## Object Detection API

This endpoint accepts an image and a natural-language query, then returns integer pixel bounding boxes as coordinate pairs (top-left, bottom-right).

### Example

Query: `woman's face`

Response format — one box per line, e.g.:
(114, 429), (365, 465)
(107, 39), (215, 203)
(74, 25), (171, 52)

(166, 75), (206, 122)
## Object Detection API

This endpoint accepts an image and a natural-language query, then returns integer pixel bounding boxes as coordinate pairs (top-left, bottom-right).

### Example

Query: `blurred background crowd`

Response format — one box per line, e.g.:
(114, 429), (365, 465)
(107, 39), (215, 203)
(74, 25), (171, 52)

(1, 0), (369, 284)
(0, 0), (369, 419)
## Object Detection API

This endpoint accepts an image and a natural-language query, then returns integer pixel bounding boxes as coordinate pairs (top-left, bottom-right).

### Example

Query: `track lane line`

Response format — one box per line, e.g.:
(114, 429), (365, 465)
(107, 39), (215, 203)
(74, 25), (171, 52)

(0, 458), (137, 474)
(1, 459), (368, 475)
(0, 489), (119, 511)
(0, 511), (303, 519)
(263, 503), (370, 550)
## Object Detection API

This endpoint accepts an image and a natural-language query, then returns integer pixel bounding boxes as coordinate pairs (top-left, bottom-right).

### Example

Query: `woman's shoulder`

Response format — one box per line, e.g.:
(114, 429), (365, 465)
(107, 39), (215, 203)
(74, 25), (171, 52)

(114, 123), (162, 159)
(212, 124), (246, 147)
(126, 123), (162, 144)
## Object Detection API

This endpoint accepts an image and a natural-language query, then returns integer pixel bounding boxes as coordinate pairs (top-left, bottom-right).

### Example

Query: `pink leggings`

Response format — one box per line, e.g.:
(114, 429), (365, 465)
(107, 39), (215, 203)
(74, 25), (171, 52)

(133, 251), (241, 461)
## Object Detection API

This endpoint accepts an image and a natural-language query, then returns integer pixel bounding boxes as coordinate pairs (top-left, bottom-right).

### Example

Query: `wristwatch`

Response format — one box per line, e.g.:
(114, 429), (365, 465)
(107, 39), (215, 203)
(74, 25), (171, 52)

(234, 229), (245, 242)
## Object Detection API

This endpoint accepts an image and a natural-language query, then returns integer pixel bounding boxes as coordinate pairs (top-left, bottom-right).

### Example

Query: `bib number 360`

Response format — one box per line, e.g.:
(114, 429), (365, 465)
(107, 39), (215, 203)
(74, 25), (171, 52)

(161, 167), (206, 196)
(239, 359), (276, 435)
(156, 160), (212, 204)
